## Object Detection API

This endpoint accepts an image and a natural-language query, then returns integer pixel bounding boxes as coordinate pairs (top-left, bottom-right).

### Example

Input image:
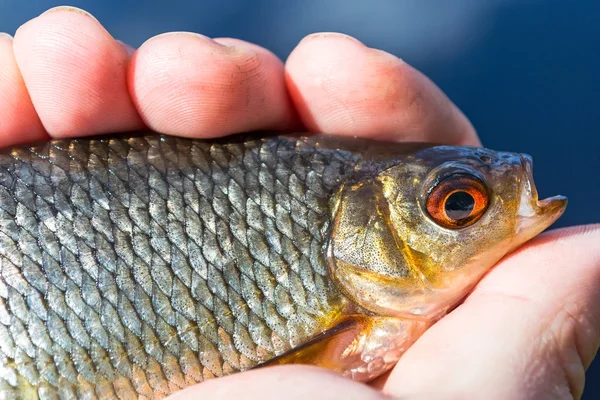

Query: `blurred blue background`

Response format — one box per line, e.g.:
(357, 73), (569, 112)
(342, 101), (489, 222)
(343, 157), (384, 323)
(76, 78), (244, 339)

(1, 0), (598, 397)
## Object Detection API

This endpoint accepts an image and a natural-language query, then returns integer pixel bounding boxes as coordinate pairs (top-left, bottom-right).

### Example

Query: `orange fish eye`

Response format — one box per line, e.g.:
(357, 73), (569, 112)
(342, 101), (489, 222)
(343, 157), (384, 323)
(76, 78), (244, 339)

(425, 173), (489, 229)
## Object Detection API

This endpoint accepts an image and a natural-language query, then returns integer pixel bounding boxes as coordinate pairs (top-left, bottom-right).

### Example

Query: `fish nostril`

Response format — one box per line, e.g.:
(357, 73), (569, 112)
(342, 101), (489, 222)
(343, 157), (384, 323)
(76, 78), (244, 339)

(479, 155), (492, 164)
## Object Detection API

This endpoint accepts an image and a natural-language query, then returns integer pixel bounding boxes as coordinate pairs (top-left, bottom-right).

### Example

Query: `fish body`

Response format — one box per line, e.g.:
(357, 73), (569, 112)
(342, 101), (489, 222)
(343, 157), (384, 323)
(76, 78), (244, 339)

(0, 132), (566, 399)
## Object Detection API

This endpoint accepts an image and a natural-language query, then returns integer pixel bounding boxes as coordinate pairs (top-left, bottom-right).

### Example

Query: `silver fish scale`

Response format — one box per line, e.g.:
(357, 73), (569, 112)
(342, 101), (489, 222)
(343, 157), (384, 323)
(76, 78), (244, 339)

(0, 134), (358, 399)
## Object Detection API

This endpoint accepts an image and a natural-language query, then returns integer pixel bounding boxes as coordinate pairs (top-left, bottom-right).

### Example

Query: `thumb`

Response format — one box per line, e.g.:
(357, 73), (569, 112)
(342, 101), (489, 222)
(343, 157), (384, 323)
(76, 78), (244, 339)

(382, 225), (600, 400)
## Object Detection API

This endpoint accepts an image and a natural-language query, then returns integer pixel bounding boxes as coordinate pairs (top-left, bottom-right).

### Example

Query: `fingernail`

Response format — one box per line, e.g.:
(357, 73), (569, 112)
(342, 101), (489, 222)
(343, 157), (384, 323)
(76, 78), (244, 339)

(116, 39), (136, 56)
(0, 32), (13, 41)
(370, 48), (404, 64)
(150, 31), (227, 47)
(41, 6), (99, 22)
(301, 32), (363, 45)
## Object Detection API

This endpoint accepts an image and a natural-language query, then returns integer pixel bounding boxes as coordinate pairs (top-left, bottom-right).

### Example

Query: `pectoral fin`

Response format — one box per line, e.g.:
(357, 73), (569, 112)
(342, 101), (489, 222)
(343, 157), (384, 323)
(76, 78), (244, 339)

(255, 315), (368, 372)
(254, 315), (431, 381)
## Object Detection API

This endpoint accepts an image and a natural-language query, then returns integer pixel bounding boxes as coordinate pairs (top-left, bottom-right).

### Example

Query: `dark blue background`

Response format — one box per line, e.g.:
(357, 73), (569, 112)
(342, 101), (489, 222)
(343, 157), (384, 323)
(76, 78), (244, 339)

(1, 0), (598, 397)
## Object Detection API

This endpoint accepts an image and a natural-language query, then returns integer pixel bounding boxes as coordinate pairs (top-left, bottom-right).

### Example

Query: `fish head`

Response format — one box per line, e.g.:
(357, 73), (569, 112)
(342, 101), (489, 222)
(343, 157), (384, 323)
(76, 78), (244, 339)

(327, 145), (567, 319)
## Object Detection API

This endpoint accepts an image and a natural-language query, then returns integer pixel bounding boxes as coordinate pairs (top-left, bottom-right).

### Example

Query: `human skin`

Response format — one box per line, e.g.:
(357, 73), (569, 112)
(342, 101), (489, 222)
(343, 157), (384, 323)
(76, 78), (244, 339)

(0, 6), (598, 400)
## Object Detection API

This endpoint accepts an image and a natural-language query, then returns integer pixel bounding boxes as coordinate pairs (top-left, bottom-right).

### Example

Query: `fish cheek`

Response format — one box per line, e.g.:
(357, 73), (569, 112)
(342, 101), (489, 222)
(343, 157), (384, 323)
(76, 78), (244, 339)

(325, 179), (429, 317)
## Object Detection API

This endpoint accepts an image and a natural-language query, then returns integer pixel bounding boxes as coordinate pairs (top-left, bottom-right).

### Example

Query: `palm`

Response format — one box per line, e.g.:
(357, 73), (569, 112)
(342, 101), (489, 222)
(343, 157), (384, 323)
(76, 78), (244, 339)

(1, 7), (598, 400)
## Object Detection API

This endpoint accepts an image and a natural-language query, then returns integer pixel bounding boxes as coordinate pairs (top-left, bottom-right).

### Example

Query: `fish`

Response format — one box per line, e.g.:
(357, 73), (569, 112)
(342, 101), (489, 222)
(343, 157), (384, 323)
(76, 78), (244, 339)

(0, 132), (567, 399)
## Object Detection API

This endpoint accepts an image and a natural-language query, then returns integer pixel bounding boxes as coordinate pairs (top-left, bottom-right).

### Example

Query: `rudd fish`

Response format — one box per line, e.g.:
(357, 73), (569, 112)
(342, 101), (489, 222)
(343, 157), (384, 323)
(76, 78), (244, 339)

(0, 132), (566, 399)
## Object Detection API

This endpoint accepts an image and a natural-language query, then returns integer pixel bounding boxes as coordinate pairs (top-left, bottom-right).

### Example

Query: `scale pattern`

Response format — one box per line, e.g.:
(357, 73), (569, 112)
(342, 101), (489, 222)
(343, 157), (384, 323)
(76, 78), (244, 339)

(0, 134), (359, 399)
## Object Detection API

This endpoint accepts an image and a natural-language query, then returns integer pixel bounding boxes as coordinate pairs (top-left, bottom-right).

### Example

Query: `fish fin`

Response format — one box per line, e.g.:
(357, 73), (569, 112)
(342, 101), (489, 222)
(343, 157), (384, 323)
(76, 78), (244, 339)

(254, 315), (369, 371)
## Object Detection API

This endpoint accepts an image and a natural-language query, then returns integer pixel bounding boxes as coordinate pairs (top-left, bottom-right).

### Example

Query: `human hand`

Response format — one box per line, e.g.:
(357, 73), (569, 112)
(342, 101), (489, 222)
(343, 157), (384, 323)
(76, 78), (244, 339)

(1, 7), (598, 400)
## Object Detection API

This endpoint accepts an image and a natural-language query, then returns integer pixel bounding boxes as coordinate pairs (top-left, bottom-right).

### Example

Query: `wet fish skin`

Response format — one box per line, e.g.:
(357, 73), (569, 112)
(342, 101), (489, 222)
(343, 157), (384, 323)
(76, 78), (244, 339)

(0, 132), (418, 399)
(0, 132), (566, 399)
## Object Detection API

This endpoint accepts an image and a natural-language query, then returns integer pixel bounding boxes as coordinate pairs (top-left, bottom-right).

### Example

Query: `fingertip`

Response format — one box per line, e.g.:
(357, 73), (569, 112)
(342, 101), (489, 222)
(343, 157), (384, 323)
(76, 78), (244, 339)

(13, 7), (144, 138)
(129, 33), (298, 138)
(0, 31), (48, 147)
(286, 32), (479, 146)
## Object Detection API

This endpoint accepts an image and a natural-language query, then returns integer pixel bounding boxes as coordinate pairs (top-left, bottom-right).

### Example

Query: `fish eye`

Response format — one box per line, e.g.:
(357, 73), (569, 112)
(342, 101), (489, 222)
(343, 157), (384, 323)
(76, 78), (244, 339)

(426, 173), (489, 229)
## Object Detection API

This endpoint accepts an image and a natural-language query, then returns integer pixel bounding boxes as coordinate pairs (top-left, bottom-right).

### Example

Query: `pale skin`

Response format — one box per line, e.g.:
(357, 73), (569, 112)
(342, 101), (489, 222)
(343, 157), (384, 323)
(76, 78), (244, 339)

(0, 6), (598, 400)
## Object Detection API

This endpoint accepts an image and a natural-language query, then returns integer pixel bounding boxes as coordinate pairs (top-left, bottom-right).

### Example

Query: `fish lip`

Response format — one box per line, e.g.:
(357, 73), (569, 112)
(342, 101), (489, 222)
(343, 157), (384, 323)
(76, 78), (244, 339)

(515, 154), (567, 237)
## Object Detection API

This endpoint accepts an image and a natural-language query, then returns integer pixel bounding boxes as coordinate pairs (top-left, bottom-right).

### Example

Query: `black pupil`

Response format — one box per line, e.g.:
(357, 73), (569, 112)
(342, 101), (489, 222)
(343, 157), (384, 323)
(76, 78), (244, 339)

(445, 191), (475, 220)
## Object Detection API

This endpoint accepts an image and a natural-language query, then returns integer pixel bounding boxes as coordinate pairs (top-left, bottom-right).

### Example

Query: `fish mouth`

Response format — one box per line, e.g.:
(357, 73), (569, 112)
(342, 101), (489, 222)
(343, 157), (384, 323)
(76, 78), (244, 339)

(515, 154), (567, 240)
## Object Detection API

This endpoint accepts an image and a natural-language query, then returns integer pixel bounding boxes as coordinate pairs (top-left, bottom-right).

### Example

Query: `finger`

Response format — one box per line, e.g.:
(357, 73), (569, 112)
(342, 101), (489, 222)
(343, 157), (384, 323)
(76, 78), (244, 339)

(0, 33), (48, 146)
(128, 34), (299, 138)
(383, 225), (600, 400)
(12, 6), (144, 138)
(285, 33), (479, 146)
(167, 365), (384, 400)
